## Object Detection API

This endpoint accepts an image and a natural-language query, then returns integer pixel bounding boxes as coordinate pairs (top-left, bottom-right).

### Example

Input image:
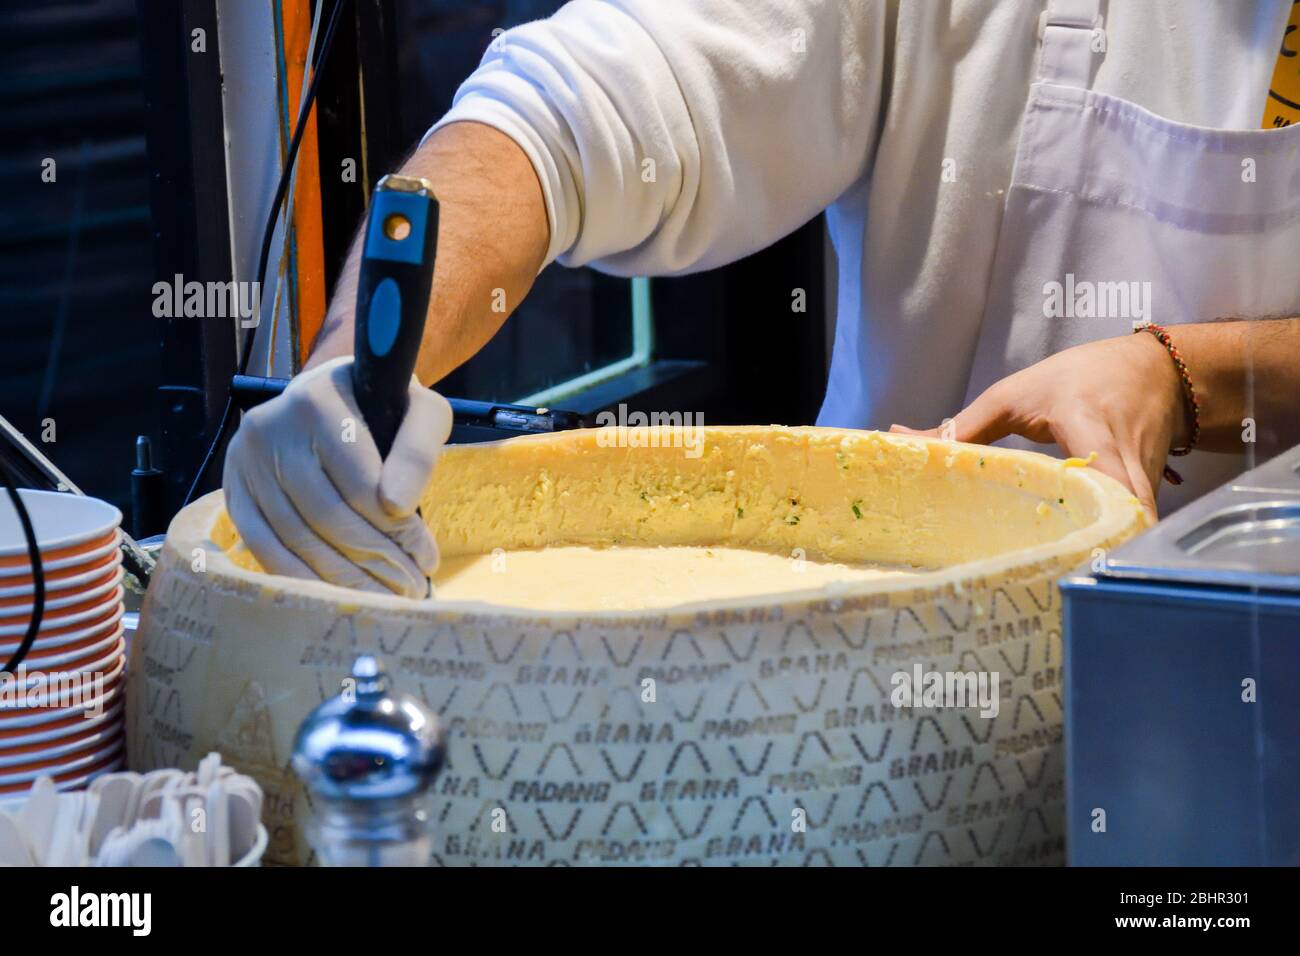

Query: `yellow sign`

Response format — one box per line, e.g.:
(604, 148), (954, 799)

(1263, 1), (1300, 127)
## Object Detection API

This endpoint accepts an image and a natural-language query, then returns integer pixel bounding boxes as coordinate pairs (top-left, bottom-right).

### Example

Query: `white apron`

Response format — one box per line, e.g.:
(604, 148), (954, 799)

(964, 0), (1300, 512)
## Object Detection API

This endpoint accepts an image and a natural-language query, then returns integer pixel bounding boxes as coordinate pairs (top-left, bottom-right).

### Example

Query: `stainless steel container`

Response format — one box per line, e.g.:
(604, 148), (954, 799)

(1062, 445), (1300, 866)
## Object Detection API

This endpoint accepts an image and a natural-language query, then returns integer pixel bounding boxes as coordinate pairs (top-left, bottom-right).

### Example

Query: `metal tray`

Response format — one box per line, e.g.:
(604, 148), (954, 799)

(1099, 454), (1300, 591)
(1232, 444), (1300, 494)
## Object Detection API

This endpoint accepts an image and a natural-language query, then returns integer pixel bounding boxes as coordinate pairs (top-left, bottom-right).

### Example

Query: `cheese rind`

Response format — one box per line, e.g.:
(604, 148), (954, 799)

(129, 427), (1146, 866)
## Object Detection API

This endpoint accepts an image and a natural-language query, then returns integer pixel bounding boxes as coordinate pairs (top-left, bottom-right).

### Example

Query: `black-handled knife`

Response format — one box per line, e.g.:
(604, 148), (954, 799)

(352, 174), (440, 458)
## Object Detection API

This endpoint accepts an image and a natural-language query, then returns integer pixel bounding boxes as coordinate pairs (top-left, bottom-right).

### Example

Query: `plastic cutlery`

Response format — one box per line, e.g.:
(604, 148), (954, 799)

(10, 755), (264, 866)
(16, 776), (59, 865)
(88, 773), (139, 855)
(0, 810), (35, 866)
(128, 835), (181, 866)
(206, 779), (229, 867)
(226, 787), (262, 862)
(45, 792), (88, 866)
(180, 794), (207, 867)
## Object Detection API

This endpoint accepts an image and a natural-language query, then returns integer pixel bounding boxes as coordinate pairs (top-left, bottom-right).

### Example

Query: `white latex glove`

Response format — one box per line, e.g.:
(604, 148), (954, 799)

(222, 356), (452, 597)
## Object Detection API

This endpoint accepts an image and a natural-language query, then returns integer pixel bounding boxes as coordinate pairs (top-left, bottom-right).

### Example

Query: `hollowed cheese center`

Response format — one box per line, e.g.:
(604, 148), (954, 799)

(432, 546), (917, 611)
(214, 427), (1127, 609)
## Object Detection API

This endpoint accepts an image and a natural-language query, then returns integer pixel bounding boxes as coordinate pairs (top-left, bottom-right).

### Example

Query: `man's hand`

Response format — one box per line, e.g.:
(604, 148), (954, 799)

(222, 357), (453, 596)
(891, 334), (1189, 519)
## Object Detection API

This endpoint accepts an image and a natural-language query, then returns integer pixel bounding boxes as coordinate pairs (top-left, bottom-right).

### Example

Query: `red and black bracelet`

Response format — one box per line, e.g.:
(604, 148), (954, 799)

(1134, 322), (1201, 486)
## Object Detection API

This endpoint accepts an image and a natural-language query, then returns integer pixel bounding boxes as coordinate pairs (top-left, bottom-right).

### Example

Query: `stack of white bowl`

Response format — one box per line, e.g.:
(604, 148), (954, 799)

(0, 490), (127, 796)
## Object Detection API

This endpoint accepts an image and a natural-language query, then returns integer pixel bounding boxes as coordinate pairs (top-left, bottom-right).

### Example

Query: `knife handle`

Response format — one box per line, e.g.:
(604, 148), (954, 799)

(351, 176), (440, 459)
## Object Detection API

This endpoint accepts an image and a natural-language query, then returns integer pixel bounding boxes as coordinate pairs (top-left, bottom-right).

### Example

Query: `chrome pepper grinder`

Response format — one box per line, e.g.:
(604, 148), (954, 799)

(292, 655), (444, 866)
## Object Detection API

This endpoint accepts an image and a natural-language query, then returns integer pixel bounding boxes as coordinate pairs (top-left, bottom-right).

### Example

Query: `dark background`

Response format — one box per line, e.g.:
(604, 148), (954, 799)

(0, 0), (157, 517)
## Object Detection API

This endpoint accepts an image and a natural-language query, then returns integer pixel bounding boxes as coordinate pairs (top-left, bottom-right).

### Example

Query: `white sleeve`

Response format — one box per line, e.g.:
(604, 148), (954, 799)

(426, 0), (887, 276)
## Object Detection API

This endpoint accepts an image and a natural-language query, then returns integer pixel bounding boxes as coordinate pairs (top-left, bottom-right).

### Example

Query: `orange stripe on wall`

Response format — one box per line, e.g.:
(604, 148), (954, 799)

(282, 0), (328, 368)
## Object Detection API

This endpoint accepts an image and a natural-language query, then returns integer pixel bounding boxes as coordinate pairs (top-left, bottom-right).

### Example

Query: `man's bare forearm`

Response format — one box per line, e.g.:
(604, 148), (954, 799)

(307, 121), (550, 384)
(1165, 317), (1300, 454)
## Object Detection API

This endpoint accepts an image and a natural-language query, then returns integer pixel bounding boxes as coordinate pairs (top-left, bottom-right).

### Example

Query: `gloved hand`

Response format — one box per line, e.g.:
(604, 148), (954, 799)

(222, 356), (453, 596)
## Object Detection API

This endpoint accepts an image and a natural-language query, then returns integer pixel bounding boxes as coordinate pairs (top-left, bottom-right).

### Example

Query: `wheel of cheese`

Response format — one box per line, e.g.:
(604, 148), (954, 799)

(126, 426), (1146, 866)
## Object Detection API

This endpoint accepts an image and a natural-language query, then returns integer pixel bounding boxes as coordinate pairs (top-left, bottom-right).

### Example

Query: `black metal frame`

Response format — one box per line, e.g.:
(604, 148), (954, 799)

(135, 0), (238, 513)
(316, 0), (406, 290)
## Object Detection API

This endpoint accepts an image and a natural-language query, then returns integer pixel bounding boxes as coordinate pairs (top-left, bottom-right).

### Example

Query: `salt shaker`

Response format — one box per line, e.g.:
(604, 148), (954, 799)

(291, 655), (444, 866)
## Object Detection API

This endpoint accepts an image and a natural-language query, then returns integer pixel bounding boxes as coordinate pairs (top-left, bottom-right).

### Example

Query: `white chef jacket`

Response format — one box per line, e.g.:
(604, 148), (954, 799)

(429, 0), (1291, 438)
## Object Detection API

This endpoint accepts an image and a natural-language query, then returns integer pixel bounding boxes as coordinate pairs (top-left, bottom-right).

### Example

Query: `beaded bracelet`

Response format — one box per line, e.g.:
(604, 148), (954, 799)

(1134, 322), (1201, 486)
